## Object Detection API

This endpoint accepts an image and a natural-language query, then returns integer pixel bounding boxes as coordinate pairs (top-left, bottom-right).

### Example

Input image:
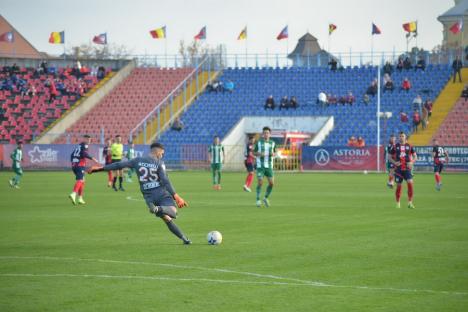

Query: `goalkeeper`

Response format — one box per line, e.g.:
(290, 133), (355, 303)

(88, 142), (191, 245)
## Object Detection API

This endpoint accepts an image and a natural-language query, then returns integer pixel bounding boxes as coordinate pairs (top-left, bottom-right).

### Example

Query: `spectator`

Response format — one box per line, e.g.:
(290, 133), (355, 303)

(462, 84), (468, 102)
(383, 61), (393, 75)
(396, 57), (404, 71)
(279, 96), (289, 110)
(384, 79), (394, 92)
(412, 94), (423, 115)
(363, 94), (370, 105)
(412, 109), (421, 133)
(171, 117), (184, 131)
(328, 94), (337, 105)
(452, 56), (463, 83)
(40, 60), (48, 74)
(347, 136), (357, 147)
(346, 92), (355, 105)
(264, 95), (275, 110)
(328, 58), (338, 71)
(317, 92), (327, 107)
(415, 56), (426, 71)
(366, 79), (378, 96)
(356, 136), (366, 147)
(424, 99), (433, 117)
(97, 66), (106, 80)
(224, 80), (234, 93)
(400, 110), (409, 123)
(47, 78), (59, 104)
(403, 56), (412, 70)
(290, 96), (298, 109)
(338, 95), (347, 105)
(421, 106), (429, 130)
(401, 78), (411, 92)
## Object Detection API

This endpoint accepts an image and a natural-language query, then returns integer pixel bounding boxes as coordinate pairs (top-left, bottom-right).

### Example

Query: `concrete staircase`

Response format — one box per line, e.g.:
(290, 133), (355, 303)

(409, 68), (467, 145)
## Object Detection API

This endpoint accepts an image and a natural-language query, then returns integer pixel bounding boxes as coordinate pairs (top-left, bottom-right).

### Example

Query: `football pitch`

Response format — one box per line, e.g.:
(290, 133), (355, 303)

(0, 171), (467, 311)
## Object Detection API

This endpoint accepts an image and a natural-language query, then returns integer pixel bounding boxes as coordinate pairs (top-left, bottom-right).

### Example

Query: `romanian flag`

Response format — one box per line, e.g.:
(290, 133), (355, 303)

(93, 33), (107, 45)
(150, 26), (166, 39)
(277, 26), (288, 40)
(449, 20), (463, 34)
(372, 23), (381, 35)
(49, 31), (65, 44)
(194, 26), (206, 40)
(403, 21), (417, 33)
(0, 31), (14, 43)
(329, 24), (337, 35)
(237, 27), (247, 40)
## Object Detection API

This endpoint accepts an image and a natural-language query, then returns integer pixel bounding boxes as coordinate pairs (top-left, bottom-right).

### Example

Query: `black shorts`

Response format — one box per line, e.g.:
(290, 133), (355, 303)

(394, 169), (413, 183)
(244, 161), (254, 172)
(434, 163), (444, 173)
(72, 166), (85, 180)
(111, 159), (122, 164)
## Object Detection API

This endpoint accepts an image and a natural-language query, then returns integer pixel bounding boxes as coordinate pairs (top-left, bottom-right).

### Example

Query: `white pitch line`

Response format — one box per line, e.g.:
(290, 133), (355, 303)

(0, 256), (466, 295)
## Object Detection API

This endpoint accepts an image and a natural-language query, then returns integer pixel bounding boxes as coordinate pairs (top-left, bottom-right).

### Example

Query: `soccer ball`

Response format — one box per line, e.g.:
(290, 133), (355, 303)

(363, 170), (368, 174)
(207, 231), (223, 245)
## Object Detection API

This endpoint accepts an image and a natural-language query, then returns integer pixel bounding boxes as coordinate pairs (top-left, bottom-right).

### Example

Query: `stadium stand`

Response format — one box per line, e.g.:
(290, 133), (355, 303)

(158, 65), (452, 162)
(56, 67), (193, 144)
(432, 98), (468, 146)
(0, 65), (107, 143)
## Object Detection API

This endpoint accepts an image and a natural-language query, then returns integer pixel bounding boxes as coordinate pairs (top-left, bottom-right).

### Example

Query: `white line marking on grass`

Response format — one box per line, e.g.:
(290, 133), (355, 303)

(0, 256), (467, 295)
(126, 196), (143, 202)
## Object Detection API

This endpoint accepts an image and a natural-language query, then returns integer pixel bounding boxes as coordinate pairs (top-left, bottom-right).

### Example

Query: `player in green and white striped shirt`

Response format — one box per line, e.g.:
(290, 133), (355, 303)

(208, 136), (225, 190)
(9, 141), (23, 189)
(254, 127), (277, 207)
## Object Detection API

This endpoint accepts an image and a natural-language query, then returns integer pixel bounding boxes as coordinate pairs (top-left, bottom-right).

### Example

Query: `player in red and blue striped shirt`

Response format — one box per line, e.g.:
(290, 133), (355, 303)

(69, 135), (99, 205)
(390, 132), (417, 209)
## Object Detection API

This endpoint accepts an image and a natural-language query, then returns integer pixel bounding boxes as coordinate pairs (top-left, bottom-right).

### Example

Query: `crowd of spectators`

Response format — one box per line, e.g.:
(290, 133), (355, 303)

(347, 136), (366, 147)
(316, 91), (355, 107)
(207, 80), (235, 93)
(264, 95), (298, 110)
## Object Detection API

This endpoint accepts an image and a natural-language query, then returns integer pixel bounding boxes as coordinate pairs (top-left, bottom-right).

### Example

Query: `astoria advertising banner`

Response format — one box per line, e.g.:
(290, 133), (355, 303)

(302, 146), (383, 170)
(2, 144), (149, 169)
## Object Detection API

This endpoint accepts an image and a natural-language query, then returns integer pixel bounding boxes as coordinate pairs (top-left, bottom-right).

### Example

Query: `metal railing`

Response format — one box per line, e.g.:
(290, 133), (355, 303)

(129, 56), (216, 144)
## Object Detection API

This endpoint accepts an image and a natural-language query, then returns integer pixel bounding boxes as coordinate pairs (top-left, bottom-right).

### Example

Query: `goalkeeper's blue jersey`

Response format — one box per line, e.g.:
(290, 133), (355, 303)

(103, 156), (175, 196)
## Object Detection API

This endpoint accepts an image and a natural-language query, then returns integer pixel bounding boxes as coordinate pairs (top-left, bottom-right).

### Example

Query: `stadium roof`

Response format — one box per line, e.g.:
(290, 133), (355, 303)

(288, 33), (322, 57)
(438, 0), (468, 21)
(0, 14), (43, 59)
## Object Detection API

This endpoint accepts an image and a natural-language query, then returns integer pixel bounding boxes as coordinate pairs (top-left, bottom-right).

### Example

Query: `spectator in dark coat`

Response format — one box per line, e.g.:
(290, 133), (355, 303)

(290, 96), (298, 109)
(452, 57), (463, 83)
(328, 58), (337, 71)
(279, 96), (289, 110)
(264, 95), (275, 110)
(415, 57), (426, 71)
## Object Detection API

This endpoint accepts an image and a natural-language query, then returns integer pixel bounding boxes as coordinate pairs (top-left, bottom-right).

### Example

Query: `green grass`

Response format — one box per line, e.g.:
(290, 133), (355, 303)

(0, 171), (468, 311)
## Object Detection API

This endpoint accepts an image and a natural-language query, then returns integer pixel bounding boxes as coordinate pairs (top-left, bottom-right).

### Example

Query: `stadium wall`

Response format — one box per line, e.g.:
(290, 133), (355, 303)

(2, 144), (467, 172)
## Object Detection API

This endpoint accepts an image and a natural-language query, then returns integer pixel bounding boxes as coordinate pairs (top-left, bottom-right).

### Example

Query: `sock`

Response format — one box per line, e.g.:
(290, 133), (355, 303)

(112, 177), (117, 187)
(388, 175), (394, 184)
(108, 171), (113, 183)
(408, 182), (414, 202)
(217, 171), (221, 185)
(396, 184), (402, 202)
(78, 181), (85, 196)
(435, 173), (441, 184)
(119, 176), (123, 188)
(165, 220), (187, 241)
(15, 174), (22, 185)
(212, 169), (217, 185)
(265, 185), (273, 198)
(245, 173), (254, 187)
(73, 180), (82, 193)
(256, 184), (262, 200)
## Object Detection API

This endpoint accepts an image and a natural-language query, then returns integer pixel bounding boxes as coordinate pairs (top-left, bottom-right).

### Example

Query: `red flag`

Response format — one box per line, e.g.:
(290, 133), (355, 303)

(194, 26), (206, 40)
(449, 20), (463, 34)
(276, 26), (288, 40)
(0, 31), (14, 43)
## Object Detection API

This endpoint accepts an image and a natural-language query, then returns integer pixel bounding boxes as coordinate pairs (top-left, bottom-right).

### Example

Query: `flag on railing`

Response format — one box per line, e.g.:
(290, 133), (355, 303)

(194, 26), (206, 40)
(237, 27), (247, 40)
(49, 31), (65, 44)
(150, 26), (166, 39)
(0, 31), (14, 43)
(449, 20), (463, 34)
(329, 23), (337, 35)
(93, 33), (107, 44)
(372, 23), (381, 35)
(402, 21), (417, 33)
(277, 26), (288, 40)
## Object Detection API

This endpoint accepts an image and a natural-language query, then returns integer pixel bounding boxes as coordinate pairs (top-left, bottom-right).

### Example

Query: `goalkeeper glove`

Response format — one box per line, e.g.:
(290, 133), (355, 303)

(173, 193), (188, 208)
